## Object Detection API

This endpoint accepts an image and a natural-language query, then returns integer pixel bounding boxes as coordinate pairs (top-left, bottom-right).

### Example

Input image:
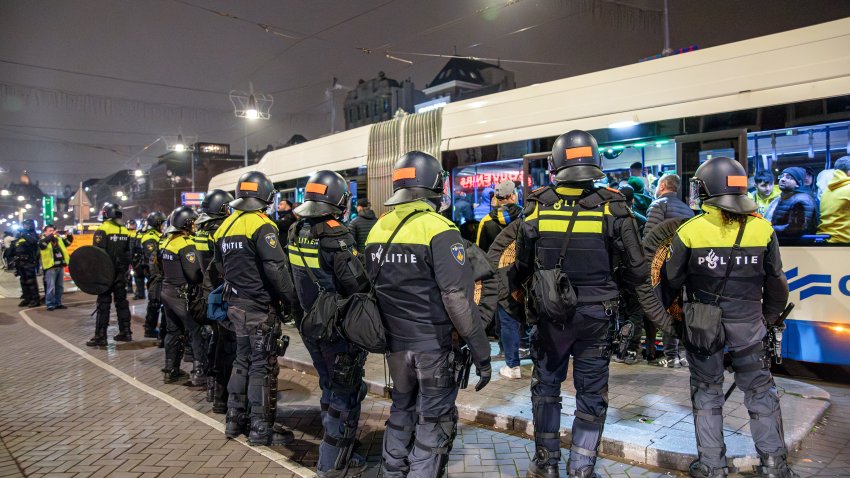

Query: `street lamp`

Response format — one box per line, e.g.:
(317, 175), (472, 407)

(0, 190), (9, 196)
(16, 195), (24, 201)
(230, 84), (273, 166)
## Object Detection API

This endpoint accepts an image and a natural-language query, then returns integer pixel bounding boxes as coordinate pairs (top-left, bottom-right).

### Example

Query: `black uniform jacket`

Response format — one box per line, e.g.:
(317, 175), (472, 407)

(213, 210), (296, 307)
(288, 217), (369, 311)
(160, 233), (203, 287)
(508, 185), (673, 333)
(139, 229), (162, 278)
(364, 200), (490, 367)
(663, 205), (789, 324)
(93, 220), (131, 268)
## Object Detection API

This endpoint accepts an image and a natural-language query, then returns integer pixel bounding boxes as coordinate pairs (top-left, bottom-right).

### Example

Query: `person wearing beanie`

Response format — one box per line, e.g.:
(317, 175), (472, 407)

(626, 175), (653, 218)
(818, 156), (850, 243)
(349, 197), (377, 252)
(770, 166), (818, 238)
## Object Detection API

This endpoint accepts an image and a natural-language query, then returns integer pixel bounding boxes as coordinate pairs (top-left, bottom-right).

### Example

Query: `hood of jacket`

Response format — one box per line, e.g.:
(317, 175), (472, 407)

(487, 203), (522, 225)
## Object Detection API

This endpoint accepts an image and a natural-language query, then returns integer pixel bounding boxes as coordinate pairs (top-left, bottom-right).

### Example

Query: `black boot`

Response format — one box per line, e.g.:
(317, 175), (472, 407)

(527, 447), (560, 478)
(85, 335), (107, 347)
(212, 384), (228, 414)
(114, 331), (133, 342)
(163, 369), (188, 384)
(570, 465), (601, 478)
(248, 417), (294, 446)
(143, 328), (158, 338)
(755, 454), (799, 478)
(225, 409), (249, 439)
(689, 460), (729, 478)
(18, 298), (28, 307)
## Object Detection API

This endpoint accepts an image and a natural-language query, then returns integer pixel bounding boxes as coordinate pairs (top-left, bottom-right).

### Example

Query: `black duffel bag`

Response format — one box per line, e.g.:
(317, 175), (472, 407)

(291, 242), (340, 342)
(530, 207), (578, 326)
(339, 210), (424, 353)
(681, 222), (745, 357)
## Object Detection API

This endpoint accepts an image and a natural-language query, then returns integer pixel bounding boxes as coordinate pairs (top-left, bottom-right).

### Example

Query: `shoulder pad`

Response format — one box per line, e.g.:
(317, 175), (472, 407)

(526, 186), (559, 206)
(313, 219), (350, 238)
(578, 187), (626, 210)
(319, 234), (356, 251)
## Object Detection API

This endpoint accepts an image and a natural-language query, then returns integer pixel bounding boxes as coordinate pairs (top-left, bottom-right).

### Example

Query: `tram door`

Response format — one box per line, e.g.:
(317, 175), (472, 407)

(675, 129), (748, 210)
(522, 152), (552, 202)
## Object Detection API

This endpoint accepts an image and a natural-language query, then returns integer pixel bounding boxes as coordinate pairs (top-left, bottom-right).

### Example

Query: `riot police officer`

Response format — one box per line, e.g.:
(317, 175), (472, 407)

(194, 189), (236, 413)
(507, 130), (670, 478)
(365, 151), (492, 478)
(140, 211), (167, 339)
(127, 220), (146, 300)
(14, 219), (40, 307)
(662, 157), (796, 478)
(87, 203), (133, 346)
(289, 171), (370, 477)
(213, 171), (298, 446)
(160, 206), (203, 383)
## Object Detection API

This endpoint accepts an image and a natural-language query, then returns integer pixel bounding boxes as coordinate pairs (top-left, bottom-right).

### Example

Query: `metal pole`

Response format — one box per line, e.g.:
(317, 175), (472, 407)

(244, 121), (249, 167)
(662, 0), (672, 55)
(191, 150), (195, 192)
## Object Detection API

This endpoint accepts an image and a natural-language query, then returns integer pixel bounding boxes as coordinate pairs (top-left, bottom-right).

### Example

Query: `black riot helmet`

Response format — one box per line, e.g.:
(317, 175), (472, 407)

(294, 170), (350, 218)
(165, 206), (198, 234)
(230, 171), (275, 212)
(549, 130), (605, 184)
(145, 211), (167, 231)
(384, 150), (447, 207)
(21, 219), (35, 231)
(196, 189), (234, 226)
(691, 156), (757, 214)
(101, 202), (123, 222)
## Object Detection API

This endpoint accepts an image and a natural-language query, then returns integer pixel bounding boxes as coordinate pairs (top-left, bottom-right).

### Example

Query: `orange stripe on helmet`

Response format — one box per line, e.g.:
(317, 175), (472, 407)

(393, 167), (416, 181)
(305, 183), (327, 194)
(727, 175), (747, 187)
(565, 146), (593, 160)
(240, 182), (259, 191)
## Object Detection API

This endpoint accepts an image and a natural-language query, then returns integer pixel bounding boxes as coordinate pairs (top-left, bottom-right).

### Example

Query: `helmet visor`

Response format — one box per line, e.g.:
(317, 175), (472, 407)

(688, 178), (704, 210)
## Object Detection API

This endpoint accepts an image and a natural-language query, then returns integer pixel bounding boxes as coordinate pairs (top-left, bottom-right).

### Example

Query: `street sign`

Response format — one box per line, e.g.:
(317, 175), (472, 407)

(42, 195), (55, 224)
(181, 192), (205, 207)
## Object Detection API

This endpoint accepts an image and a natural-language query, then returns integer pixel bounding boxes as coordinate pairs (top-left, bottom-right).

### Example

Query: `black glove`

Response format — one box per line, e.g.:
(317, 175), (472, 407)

(474, 361), (491, 392)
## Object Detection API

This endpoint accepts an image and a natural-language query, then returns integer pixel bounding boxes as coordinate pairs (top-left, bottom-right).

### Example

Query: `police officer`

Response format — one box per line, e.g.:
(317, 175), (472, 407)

(194, 189), (236, 413)
(213, 171), (297, 446)
(365, 151), (492, 478)
(160, 206), (203, 383)
(508, 130), (670, 478)
(87, 203), (133, 346)
(289, 171), (370, 477)
(14, 219), (40, 307)
(140, 211), (167, 339)
(127, 220), (146, 300)
(662, 157), (796, 478)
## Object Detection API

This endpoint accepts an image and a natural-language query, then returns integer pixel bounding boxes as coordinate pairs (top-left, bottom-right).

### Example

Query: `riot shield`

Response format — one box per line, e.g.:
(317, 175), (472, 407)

(641, 217), (688, 321)
(69, 246), (115, 295)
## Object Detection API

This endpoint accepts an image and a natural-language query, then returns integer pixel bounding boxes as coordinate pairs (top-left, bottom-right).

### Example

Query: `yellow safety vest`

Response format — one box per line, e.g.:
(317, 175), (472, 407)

(40, 237), (70, 270)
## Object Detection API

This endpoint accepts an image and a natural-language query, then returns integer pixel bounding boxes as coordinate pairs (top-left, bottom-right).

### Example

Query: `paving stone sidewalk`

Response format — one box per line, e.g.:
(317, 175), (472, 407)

(11, 295), (679, 477)
(275, 324), (830, 472)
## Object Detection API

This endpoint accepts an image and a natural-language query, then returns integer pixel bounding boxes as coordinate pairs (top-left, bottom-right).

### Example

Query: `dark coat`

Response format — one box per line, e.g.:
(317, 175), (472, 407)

(644, 192), (695, 238)
(349, 208), (377, 252)
(771, 191), (818, 237)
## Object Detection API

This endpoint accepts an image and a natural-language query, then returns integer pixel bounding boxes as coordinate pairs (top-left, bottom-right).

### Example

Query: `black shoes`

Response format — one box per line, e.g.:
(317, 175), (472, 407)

(113, 333), (133, 342)
(526, 461), (560, 478)
(689, 460), (729, 478)
(163, 369), (188, 384)
(225, 409), (249, 439)
(85, 336), (107, 347)
(248, 418), (294, 446)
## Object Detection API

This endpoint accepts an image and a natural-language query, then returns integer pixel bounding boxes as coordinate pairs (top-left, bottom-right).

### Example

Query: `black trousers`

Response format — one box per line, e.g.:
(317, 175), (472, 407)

(94, 270), (131, 337)
(16, 262), (39, 302)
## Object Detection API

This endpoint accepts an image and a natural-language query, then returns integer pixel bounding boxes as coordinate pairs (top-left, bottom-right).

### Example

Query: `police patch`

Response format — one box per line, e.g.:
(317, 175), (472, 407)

(146, 243), (155, 251)
(265, 232), (277, 248)
(450, 243), (465, 265)
(186, 251), (196, 263)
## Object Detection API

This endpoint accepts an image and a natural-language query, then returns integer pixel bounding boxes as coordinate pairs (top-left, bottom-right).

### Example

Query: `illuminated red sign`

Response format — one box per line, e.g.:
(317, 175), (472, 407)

(458, 171), (523, 190)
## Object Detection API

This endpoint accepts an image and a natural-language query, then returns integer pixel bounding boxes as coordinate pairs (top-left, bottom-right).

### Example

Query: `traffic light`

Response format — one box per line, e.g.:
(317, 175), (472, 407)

(42, 195), (55, 224)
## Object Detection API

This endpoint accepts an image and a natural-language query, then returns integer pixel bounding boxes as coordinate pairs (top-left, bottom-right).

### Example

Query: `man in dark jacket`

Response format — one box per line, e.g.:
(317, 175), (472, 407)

(275, 199), (297, 238)
(771, 167), (818, 238)
(14, 219), (40, 307)
(643, 174), (694, 368)
(349, 197), (377, 253)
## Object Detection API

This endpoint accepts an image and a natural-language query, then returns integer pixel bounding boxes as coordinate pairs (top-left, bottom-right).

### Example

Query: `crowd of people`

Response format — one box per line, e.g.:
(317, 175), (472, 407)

(9, 129), (804, 478)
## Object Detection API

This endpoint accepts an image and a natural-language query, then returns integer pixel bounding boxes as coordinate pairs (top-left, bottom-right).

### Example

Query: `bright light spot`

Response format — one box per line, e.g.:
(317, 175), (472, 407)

(174, 143), (186, 152)
(16, 195), (25, 201)
(245, 109), (259, 119)
(25, 204), (32, 209)
(0, 190), (9, 196)
(633, 142), (647, 148)
(828, 325), (849, 334)
(608, 120), (640, 129)
(655, 140), (670, 145)
(6, 214), (12, 219)
(84, 187), (90, 192)
(62, 213), (69, 219)
(468, 100), (488, 109)
(606, 149), (613, 154)
(612, 145), (626, 150)
(115, 191), (123, 197)
(89, 207), (95, 212)
(134, 169), (144, 177)
(120, 196), (127, 201)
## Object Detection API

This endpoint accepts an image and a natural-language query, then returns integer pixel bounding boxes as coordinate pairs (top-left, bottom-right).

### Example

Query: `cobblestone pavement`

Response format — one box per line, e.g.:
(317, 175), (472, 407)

(0, 272), (846, 476)
(0, 293), (678, 478)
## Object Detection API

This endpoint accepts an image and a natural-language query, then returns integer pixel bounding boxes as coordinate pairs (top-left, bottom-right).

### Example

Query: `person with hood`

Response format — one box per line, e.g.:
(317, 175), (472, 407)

(627, 175), (653, 218)
(770, 167), (818, 238)
(349, 197), (377, 253)
(818, 156), (850, 243)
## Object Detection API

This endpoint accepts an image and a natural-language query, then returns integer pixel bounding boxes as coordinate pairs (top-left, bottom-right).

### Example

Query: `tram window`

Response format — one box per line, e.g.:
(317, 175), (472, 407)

(451, 158), (524, 224)
(747, 121), (850, 245)
(600, 140), (676, 193)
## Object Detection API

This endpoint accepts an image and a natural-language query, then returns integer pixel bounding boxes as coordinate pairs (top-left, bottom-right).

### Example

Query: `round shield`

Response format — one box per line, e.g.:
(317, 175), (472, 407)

(642, 218), (688, 321)
(69, 246), (115, 295)
(485, 220), (525, 320)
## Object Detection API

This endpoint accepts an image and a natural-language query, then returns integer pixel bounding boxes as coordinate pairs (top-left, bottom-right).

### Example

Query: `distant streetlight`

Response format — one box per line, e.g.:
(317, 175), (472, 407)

(230, 85), (273, 167)
(0, 190), (9, 196)
(89, 207), (95, 212)
(134, 169), (144, 177)
(16, 195), (25, 201)
(62, 213), (69, 219)
(115, 191), (124, 197)
(84, 187), (90, 192)
(24, 204), (32, 210)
